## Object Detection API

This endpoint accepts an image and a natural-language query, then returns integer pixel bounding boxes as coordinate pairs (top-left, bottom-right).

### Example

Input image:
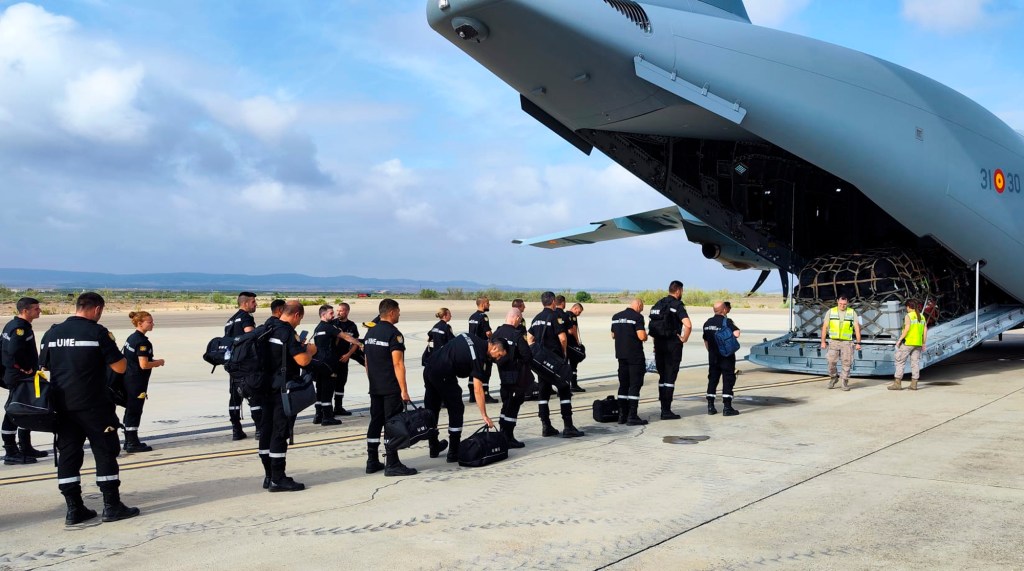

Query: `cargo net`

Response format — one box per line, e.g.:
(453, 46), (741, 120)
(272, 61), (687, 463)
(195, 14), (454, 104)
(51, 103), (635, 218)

(793, 248), (973, 337)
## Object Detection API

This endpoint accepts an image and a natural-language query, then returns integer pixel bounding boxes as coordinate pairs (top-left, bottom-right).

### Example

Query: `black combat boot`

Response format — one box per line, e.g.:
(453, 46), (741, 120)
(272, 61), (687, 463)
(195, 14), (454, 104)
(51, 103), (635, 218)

(366, 443), (385, 474)
(334, 395), (352, 416)
(101, 488), (140, 522)
(3, 445), (36, 465)
(320, 406), (342, 426)
(260, 453), (272, 489)
(445, 433), (462, 463)
(501, 420), (525, 449)
(18, 429), (48, 458)
(61, 486), (97, 525)
(385, 448), (418, 476)
(722, 397), (740, 416)
(268, 458), (305, 492)
(428, 436), (449, 458)
(626, 402), (648, 426)
(312, 404), (323, 425)
(707, 396), (718, 415)
(251, 408), (263, 439)
(123, 431), (153, 453)
(560, 401), (585, 437)
(617, 398), (629, 424)
(539, 401), (559, 436)
(661, 386), (681, 419)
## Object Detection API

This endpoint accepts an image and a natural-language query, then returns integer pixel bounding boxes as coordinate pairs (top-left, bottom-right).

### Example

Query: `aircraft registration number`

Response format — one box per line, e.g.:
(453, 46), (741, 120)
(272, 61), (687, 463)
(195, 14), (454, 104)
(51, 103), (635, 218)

(980, 168), (1021, 194)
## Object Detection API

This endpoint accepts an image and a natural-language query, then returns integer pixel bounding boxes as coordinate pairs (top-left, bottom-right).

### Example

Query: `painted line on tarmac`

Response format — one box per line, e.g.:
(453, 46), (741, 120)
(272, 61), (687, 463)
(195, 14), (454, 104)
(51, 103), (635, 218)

(0, 374), (825, 487)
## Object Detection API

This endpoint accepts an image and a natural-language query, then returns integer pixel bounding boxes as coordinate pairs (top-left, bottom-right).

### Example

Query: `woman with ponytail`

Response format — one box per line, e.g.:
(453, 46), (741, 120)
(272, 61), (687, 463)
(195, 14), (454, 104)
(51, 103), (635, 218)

(121, 311), (166, 452)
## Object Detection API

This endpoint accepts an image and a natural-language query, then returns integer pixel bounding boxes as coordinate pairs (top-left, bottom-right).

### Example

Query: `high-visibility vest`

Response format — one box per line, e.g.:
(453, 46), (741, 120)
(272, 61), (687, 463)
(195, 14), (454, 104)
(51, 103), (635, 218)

(905, 310), (926, 346)
(827, 307), (857, 341)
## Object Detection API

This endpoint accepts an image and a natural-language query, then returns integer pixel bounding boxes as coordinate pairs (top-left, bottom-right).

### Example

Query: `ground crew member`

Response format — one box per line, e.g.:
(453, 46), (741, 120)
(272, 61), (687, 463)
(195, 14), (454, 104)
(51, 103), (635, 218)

(423, 333), (507, 462)
(820, 295), (862, 391)
(425, 308), (455, 367)
(330, 302), (359, 416)
(121, 311), (165, 453)
(39, 292), (139, 525)
(891, 300), (927, 391)
(260, 301), (317, 492)
(566, 302), (585, 392)
(311, 305), (344, 426)
(512, 299), (528, 336)
(529, 291), (584, 438)
(2, 297), (48, 464)
(257, 302), (284, 485)
(703, 301), (741, 416)
(224, 292), (258, 440)
(611, 299), (648, 425)
(466, 297), (497, 403)
(649, 281), (692, 419)
(492, 309), (532, 448)
(364, 299), (417, 477)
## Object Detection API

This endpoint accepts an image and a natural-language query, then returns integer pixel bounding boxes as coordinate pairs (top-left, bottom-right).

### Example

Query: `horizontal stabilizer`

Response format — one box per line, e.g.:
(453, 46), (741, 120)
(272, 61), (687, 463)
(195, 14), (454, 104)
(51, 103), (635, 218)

(641, 1), (750, 23)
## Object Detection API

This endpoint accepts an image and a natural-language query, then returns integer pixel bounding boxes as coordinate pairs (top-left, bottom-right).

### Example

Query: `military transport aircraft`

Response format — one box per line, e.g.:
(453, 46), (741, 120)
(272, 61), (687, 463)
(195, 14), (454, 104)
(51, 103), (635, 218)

(428, 0), (1024, 375)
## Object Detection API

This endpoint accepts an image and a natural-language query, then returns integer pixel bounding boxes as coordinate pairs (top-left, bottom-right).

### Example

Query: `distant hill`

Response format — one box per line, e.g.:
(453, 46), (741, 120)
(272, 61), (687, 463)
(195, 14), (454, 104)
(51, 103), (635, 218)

(0, 268), (523, 293)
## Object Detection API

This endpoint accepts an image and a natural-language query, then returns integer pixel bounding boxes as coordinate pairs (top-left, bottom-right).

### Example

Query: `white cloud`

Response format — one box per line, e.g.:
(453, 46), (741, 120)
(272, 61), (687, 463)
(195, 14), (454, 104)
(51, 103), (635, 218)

(744, 0), (812, 27)
(901, 0), (993, 33)
(237, 181), (307, 212)
(54, 65), (149, 142)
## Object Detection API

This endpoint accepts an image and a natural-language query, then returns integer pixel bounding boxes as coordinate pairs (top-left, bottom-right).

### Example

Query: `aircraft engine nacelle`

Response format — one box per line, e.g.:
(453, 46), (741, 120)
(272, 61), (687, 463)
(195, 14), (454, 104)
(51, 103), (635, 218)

(699, 242), (764, 271)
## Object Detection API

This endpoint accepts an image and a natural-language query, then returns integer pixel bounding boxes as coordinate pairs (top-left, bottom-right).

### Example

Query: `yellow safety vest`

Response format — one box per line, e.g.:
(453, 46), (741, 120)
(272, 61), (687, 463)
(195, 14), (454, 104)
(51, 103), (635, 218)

(827, 307), (857, 341)
(905, 310), (926, 346)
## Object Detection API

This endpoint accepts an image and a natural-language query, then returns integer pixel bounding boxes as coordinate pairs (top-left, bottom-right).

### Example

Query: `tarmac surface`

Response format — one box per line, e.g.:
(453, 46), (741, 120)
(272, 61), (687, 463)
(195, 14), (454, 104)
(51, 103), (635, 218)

(2, 301), (1023, 570)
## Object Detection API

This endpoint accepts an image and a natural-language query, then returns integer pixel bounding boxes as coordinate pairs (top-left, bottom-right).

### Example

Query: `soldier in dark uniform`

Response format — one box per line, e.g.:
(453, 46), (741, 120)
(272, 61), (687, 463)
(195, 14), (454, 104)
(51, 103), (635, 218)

(529, 291), (584, 438)
(649, 281), (692, 420)
(330, 302), (360, 416)
(492, 309), (532, 448)
(565, 301), (586, 393)
(423, 332), (507, 462)
(311, 304), (364, 427)
(256, 302), (285, 484)
(39, 292), (138, 524)
(120, 311), (165, 453)
(260, 301), (317, 491)
(512, 299), (528, 336)
(224, 292), (258, 440)
(703, 301), (741, 416)
(428, 308), (455, 350)
(2, 297), (48, 464)
(611, 299), (649, 425)
(363, 299), (416, 477)
(466, 297), (497, 404)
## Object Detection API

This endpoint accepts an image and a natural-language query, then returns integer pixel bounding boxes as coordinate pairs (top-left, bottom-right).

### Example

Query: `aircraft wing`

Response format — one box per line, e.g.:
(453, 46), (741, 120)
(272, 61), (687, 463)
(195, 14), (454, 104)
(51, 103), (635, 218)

(513, 205), (776, 272)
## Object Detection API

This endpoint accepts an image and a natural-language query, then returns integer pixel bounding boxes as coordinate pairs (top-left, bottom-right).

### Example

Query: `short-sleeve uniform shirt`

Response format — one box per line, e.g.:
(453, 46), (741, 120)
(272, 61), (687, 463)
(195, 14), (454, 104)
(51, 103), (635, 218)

(266, 322), (307, 390)
(427, 333), (492, 384)
(564, 312), (581, 347)
(225, 309), (256, 338)
(2, 317), (37, 386)
(611, 308), (646, 361)
(467, 311), (491, 340)
(428, 320), (455, 349)
(313, 320), (342, 362)
(703, 315), (739, 356)
(364, 321), (405, 396)
(650, 296), (688, 337)
(40, 316), (124, 411)
(529, 308), (565, 357)
(122, 330), (155, 387)
(492, 323), (532, 376)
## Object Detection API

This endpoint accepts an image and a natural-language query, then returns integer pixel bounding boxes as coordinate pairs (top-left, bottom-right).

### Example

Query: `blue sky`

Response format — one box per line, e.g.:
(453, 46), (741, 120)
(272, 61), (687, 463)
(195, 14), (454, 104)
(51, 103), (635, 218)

(0, 0), (1020, 292)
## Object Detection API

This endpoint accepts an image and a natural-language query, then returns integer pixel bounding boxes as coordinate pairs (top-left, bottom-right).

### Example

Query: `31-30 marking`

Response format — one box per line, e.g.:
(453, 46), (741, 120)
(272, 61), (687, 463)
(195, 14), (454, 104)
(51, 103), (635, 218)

(981, 168), (1020, 194)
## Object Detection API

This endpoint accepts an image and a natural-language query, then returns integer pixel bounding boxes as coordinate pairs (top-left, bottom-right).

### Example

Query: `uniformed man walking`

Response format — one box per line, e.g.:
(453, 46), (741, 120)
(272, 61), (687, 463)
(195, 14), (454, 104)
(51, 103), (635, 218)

(529, 291), (584, 438)
(891, 299), (927, 391)
(2, 297), (49, 464)
(820, 295), (862, 391)
(423, 332), (507, 462)
(467, 296), (497, 404)
(703, 301), (741, 416)
(363, 299), (417, 476)
(611, 299), (649, 425)
(649, 281), (692, 419)
(224, 292), (259, 440)
(492, 309), (532, 448)
(330, 302), (360, 416)
(40, 292), (139, 524)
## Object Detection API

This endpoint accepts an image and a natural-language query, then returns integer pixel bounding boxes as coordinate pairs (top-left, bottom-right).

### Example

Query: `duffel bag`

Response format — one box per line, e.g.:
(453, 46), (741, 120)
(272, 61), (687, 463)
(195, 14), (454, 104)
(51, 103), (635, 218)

(567, 343), (587, 364)
(281, 372), (316, 418)
(458, 425), (509, 468)
(592, 396), (619, 423)
(107, 369), (128, 408)
(5, 372), (58, 433)
(384, 401), (438, 451)
(528, 343), (572, 385)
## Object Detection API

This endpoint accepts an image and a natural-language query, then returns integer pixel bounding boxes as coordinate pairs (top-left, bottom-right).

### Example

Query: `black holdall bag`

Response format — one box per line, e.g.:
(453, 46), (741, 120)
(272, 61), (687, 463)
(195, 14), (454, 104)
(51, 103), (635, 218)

(567, 343), (587, 364)
(458, 425), (509, 468)
(107, 369), (128, 408)
(528, 319), (572, 384)
(5, 372), (58, 433)
(384, 401), (438, 451)
(592, 396), (619, 423)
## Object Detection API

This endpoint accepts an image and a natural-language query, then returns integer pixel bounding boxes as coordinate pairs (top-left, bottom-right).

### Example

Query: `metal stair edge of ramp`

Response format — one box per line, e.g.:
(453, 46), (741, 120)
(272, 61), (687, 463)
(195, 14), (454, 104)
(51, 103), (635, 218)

(746, 304), (1024, 377)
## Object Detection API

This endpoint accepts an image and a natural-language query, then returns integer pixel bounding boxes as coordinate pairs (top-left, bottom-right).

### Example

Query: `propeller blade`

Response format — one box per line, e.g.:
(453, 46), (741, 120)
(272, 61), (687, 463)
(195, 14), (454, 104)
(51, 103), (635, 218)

(780, 269), (789, 299)
(746, 269), (771, 297)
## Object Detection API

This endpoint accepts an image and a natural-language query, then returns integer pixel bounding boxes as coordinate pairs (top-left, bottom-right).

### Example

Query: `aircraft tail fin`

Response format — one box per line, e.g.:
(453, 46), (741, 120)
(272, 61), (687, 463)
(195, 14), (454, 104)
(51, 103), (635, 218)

(694, 0), (750, 22)
(645, 0), (750, 23)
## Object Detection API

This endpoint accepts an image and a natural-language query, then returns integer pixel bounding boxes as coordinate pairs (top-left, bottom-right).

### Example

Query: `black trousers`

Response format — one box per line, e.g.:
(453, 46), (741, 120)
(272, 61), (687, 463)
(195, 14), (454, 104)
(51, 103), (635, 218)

(499, 383), (525, 426)
(257, 391), (291, 456)
(653, 336), (683, 410)
(537, 369), (574, 425)
(121, 376), (149, 436)
(229, 375), (263, 427)
(315, 369), (336, 413)
(424, 368), (465, 439)
(706, 352), (737, 399)
(617, 357), (645, 399)
(334, 362), (349, 405)
(367, 394), (404, 449)
(2, 391), (18, 450)
(56, 407), (122, 493)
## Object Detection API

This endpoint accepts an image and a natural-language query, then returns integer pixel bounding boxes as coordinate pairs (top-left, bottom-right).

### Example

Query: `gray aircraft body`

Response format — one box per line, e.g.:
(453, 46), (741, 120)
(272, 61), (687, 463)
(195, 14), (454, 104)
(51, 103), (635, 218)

(428, 0), (1024, 375)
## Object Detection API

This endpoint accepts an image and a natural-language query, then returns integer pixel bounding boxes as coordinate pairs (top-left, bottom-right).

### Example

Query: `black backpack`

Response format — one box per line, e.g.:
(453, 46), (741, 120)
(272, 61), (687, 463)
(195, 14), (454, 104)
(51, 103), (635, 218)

(202, 337), (232, 372)
(648, 297), (673, 338)
(224, 323), (277, 396)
